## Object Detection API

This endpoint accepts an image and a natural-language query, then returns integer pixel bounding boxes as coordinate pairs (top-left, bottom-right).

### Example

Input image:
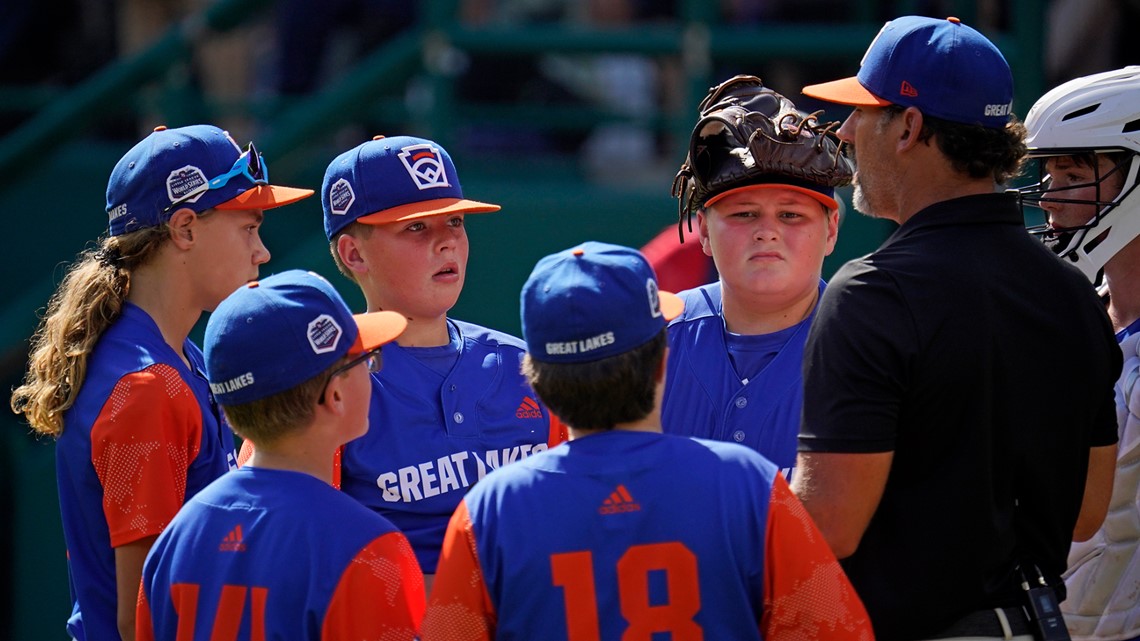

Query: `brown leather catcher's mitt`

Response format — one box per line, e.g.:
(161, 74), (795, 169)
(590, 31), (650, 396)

(671, 75), (855, 240)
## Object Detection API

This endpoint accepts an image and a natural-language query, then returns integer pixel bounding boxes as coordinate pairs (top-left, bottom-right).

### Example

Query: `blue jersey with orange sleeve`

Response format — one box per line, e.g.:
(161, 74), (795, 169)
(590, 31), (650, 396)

(661, 281), (823, 475)
(338, 319), (565, 573)
(137, 467), (425, 641)
(422, 431), (872, 641)
(55, 302), (236, 641)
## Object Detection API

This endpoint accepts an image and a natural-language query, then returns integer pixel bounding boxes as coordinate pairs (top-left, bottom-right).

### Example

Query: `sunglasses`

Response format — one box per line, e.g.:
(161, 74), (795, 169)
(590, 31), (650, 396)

(318, 347), (383, 404)
(162, 142), (268, 215)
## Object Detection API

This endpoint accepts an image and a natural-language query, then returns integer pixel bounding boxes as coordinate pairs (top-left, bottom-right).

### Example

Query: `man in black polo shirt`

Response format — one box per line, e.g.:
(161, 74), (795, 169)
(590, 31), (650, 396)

(791, 15), (1121, 641)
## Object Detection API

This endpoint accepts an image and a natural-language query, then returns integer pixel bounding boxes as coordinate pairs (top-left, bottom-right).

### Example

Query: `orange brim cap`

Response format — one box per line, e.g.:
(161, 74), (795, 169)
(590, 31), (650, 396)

(802, 76), (892, 108)
(659, 290), (684, 322)
(704, 183), (839, 211)
(216, 184), (315, 211)
(349, 310), (408, 354)
(355, 196), (501, 225)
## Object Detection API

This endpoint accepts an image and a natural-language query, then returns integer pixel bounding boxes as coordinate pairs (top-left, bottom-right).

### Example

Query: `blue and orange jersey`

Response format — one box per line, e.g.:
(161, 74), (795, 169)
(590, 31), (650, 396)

(422, 431), (872, 640)
(662, 280), (824, 476)
(241, 319), (565, 574)
(137, 467), (425, 641)
(55, 302), (236, 641)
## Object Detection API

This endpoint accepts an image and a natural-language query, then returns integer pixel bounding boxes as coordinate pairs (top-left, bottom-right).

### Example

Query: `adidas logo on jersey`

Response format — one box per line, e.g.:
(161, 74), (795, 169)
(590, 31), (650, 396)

(219, 525), (247, 552)
(515, 396), (543, 419)
(599, 485), (641, 515)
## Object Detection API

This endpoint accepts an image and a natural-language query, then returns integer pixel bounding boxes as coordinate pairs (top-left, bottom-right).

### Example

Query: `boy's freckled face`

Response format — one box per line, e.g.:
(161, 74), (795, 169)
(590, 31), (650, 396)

(356, 213), (470, 319)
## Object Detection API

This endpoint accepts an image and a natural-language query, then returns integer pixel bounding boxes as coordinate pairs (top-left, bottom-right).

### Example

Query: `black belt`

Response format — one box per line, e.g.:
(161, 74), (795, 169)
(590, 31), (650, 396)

(928, 606), (1034, 639)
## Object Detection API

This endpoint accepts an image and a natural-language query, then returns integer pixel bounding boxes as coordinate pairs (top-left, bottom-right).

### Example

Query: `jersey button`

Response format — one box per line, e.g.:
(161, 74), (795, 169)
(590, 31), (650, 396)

(453, 412), (465, 424)
(733, 430), (746, 442)
(734, 397), (748, 409)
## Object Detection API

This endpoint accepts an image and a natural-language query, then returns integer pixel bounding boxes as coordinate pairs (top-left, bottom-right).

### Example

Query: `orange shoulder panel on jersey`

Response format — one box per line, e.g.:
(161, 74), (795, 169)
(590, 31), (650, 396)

(237, 439), (255, 467)
(92, 364), (203, 547)
(421, 500), (497, 641)
(548, 413), (568, 447)
(762, 475), (874, 641)
(322, 531), (426, 640)
(136, 583), (155, 641)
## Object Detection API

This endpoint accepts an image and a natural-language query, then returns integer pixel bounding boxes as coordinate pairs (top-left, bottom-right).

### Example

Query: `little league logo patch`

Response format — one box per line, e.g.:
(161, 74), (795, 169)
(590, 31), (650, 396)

(166, 166), (209, 204)
(398, 144), (451, 191)
(328, 178), (355, 216)
(646, 278), (663, 318)
(307, 314), (342, 354)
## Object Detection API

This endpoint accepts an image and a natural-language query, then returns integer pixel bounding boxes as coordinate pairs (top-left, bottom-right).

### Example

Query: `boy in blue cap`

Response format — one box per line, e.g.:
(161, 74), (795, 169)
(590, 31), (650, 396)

(792, 16), (1120, 641)
(422, 241), (872, 641)
(242, 135), (566, 590)
(137, 269), (425, 641)
(10, 124), (312, 641)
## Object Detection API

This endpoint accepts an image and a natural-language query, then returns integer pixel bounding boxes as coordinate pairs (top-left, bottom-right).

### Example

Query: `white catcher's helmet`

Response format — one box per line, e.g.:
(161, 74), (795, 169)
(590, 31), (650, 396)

(1020, 66), (1140, 282)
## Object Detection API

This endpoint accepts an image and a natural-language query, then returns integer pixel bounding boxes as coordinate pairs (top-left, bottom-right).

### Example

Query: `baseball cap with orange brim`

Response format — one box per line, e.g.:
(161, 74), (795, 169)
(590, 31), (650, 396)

(205, 269), (407, 406)
(704, 180), (840, 212)
(105, 124), (314, 236)
(802, 16), (1014, 129)
(321, 135), (501, 240)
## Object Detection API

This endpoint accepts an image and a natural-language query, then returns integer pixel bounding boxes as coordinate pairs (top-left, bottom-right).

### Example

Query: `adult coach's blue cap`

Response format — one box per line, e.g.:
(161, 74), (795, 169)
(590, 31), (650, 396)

(321, 135), (501, 240)
(204, 269), (406, 406)
(521, 242), (684, 364)
(105, 125), (313, 236)
(803, 16), (1014, 129)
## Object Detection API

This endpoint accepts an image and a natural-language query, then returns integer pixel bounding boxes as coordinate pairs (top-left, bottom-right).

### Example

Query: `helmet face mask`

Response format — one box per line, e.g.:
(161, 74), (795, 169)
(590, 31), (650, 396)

(1018, 66), (1140, 283)
(1022, 151), (1133, 255)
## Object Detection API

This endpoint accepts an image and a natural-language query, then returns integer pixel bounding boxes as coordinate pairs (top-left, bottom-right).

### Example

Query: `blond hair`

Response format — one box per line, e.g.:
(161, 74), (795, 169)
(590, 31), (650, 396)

(221, 368), (331, 444)
(10, 226), (171, 436)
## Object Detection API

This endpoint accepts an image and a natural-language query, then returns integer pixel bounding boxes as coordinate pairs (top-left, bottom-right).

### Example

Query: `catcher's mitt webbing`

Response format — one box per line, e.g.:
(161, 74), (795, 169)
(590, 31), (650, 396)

(671, 75), (854, 241)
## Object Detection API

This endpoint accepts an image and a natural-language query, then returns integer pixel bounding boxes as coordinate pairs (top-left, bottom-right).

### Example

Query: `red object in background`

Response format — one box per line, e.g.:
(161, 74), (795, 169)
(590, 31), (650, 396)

(640, 225), (718, 293)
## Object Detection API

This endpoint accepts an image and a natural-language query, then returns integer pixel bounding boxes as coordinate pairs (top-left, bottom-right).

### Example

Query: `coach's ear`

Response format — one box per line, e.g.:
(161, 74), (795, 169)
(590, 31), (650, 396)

(336, 233), (369, 277)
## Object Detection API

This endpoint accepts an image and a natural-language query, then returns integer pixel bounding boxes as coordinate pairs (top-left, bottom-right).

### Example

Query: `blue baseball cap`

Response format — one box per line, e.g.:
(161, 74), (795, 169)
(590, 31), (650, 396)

(521, 242), (684, 364)
(802, 16), (1014, 128)
(205, 269), (406, 406)
(321, 135), (501, 239)
(105, 125), (313, 237)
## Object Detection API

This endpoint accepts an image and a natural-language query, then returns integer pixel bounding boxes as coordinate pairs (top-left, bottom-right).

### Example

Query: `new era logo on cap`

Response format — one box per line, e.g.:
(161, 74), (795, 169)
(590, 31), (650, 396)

(802, 16), (1014, 129)
(307, 314), (342, 354)
(399, 144), (451, 190)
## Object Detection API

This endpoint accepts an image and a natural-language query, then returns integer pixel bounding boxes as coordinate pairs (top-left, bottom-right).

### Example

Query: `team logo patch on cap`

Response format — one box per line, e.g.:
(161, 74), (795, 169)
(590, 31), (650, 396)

(646, 278), (663, 318)
(307, 314), (342, 354)
(398, 144), (451, 191)
(328, 178), (355, 216)
(166, 166), (208, 203)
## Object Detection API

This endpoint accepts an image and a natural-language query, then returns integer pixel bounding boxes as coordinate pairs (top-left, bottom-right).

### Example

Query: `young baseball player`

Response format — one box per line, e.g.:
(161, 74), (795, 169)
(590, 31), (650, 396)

(9, 124), (312, 641)
(1018, 66), (1140, 641)
(663, 75), (854, 476)
(136, 269), (424, 641)
(242, 135), (565, 588)
(421, 241), (872, 641)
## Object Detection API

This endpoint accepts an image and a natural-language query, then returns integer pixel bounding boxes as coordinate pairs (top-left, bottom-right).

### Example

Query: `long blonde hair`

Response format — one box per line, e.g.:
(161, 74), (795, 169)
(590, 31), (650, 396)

(10, 226), (170, 436)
